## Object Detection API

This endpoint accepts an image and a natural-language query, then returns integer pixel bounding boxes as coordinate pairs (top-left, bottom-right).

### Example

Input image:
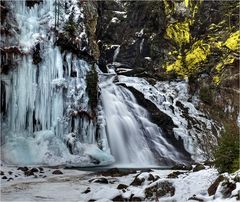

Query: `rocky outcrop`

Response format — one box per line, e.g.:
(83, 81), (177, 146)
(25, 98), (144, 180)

(83, 1), (100, 61)
(145, 181), (175, 199)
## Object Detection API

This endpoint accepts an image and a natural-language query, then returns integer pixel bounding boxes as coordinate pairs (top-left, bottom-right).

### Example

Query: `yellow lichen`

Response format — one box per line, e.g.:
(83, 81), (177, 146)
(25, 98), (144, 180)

(164, 40), (210, 76)
(165, 21), (191, 46)
(184, 0), (189, 7)
(213, 76), (220, 85)
(185, 40), (210, 70)
(215, 63), (223, 72)
(224, 31), (240, 51)
(165, 56), (183, 74)
(215, 54), (235, 72)
(163, 0), (175, 16)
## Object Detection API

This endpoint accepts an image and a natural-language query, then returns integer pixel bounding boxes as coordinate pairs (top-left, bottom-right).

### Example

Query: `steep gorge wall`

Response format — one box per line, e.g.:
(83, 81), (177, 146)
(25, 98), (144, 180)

(94, 0), (239, 128)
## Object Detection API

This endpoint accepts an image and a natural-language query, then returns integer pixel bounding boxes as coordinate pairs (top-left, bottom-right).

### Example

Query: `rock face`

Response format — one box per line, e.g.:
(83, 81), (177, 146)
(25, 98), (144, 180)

(94, 0), (239, 129)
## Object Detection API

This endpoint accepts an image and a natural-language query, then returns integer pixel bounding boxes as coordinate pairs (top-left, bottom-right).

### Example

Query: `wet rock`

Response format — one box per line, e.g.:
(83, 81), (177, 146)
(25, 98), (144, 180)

(193, 164), (205, 172)
(117, 184), (128, 189)
(145, 181), (175, 199)
(52, 170), (63, 175)
(2, 176), (7, 179)
(167, 171), (185, 178)
(82, 187), (91, 194)
(130, 175), (145, 186)
(208, 175), (225, 196)
(112, 195), (124, 201)
(0, 171), (4, 175)
(17, 167), (29, 172)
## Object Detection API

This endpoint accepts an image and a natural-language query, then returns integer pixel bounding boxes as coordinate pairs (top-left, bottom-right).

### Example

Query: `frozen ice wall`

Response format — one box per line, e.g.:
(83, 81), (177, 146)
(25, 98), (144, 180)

(1, 0), (113, 166)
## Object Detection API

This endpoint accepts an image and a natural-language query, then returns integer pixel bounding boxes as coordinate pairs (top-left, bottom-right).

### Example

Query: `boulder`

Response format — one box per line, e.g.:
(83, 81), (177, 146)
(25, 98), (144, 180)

(7, 177), (13, 181)
(52, 170), (63, 175)
(112, 195), (124, 201)
(208, 175), (225, 196)
(221, 181), (237, 198)
(130, 195), (142, 201)
(130, 175), (145, 186)
(17, 167), (29, 172)
(167, 171), (185, 178)
(193, 164), (205, 172)
(100, 168), (136, 177)
(145, 181), (175, 199)
(0, 171), (4, 175)
(148, 173), (160, 182)
(117, 184), (128, 189)
(25, 168), (39, 176)
(82, 187), (91, 194)
(2, 176), (7, 179)
(89, 177), (108, 184)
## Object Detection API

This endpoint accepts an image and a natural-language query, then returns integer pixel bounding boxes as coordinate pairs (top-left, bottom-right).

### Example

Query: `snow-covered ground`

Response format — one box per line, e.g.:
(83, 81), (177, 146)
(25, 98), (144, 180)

(1, 164), (239, 202)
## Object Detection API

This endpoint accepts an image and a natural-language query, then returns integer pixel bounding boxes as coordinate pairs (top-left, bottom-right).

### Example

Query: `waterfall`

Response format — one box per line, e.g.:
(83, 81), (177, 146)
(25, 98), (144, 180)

(0, 0), (204, 167)
(99, 73), (189, 166)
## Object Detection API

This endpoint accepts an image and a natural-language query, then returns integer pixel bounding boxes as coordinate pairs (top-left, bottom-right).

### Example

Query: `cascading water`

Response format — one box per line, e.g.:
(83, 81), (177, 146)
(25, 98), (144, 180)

(99, 72), (194, 166)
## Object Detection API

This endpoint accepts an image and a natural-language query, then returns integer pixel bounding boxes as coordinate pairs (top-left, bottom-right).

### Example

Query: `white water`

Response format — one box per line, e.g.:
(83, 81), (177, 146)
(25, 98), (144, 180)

(99, 74), (189, 166)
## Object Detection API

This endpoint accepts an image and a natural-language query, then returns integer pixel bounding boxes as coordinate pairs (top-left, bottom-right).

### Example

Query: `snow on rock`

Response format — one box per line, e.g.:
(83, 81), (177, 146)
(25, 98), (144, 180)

(1, 166), (238, 202)
(118, 76), (220, 161)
